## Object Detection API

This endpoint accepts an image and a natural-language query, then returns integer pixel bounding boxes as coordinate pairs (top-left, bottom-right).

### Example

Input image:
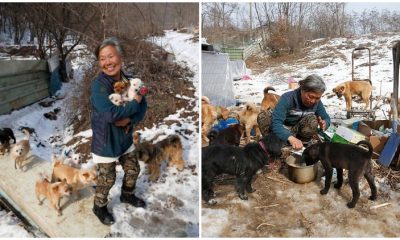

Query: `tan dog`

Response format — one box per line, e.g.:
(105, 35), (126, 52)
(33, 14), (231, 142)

(201, 96), (217, 143)
(261, 86), (280, 111)
(35, 173), (72, 216)
(237, 102), (261, 144)
(10, 129), (31, 171)
(133, 135), (184, 182)
(52, 156), (97, 197)
(332, 80), (372, 111)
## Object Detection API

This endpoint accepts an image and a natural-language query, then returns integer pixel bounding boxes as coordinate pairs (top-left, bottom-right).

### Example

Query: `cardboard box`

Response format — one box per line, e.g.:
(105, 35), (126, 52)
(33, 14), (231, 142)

(333, 126), (366, 144)
(370, 135), (389, 159)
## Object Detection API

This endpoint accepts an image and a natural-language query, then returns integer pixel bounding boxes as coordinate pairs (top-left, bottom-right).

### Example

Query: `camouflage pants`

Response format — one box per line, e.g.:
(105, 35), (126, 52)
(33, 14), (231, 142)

(257, 110), (319, 141)
(94, 151), (140, 207)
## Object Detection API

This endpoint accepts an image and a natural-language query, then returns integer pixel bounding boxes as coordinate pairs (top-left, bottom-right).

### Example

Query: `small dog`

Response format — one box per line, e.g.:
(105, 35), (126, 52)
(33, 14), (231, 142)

(109, 93), (124, 106)
(260, 87), (280, 111)
(10, 129), (31, 170)
(133, 131), (141, 147)
(35, 173), (72, 216)
(63, 153), (82, 169)
(332, 80), (372, 111)
(208, 124), (244, 146)
(202, 133), (284, 205)
(0, 128), (16, 155)
(302, 140), (377, 208)
(237, 102), (261, 144)
(113, 81), (128, 95)
(52, 156), (97, 196)
(127, 78), (148, 101)
(133, 135), (185, 182)
(201, 96), (217, 143)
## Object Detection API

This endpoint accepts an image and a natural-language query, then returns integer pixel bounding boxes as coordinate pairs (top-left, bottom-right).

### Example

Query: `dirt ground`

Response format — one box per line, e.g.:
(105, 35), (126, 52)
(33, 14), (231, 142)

(202, 158), (400, 237)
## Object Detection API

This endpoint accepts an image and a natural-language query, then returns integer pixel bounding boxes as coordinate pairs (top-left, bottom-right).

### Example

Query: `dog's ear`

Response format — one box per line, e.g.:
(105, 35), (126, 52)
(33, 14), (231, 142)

(82, 172), (90, 179)
(51, 184), (60, 193)
(339, 86), (345, 92)
(332, 88), (336, 93)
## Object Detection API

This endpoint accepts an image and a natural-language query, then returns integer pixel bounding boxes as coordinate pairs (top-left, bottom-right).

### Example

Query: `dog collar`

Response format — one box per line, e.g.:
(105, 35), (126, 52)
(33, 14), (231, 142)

(258, 140), (270, 157)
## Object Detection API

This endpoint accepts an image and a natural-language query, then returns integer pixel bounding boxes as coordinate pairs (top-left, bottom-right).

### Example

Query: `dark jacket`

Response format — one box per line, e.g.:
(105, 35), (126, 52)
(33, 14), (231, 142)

(271, 88), (331, 141)
(90, 72), (147, 157)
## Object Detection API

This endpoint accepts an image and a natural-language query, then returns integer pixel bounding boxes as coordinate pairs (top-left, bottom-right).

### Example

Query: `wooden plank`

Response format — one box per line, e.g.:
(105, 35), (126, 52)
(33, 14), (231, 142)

(0, 71), (48, 89)
(0, 154), (110, 237)
(0, 79), (48, 102)
(0, 88), (48, 115)
(0, 60), (48, 77)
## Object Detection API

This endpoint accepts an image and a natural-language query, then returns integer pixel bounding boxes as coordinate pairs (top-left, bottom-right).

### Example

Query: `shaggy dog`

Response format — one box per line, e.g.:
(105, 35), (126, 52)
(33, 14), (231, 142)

(208, 124), (244, 146)
(10, 129), (31, 170)
(133, 135), (185, 182)
(0, 128), (16, 155)
(237, 102), (261, 144)
(302, 140), (377, 208)
(127, 78), (148, 101)
(202, 133), (284, 205)
(260, 86), (280, 111)
(332, 80), (373, 111)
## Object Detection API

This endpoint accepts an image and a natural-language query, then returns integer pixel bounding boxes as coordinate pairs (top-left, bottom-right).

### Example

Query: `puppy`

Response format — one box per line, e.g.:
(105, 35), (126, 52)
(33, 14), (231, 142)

(133, 131), (141, 147)
(127, 78), (148, 101)
(202, 134), (284, 205)
(35, 173), (72, 216)
(208, 124), (244, 146)
(113, 81), (127, 94)
(52, 156), (97, 196)
(133, 135), (185, 182)
(201, 96), (217, 143)
(109, 93), (124, 106)
(302, 140), (377, 208)
(10, 129), (31, 170)
(237, 102), (261, 144)
(260, 87), (280, 111)
(0, 128), (16, 155)
(332, 80), (372, 111)
(63, 153), (82, 169)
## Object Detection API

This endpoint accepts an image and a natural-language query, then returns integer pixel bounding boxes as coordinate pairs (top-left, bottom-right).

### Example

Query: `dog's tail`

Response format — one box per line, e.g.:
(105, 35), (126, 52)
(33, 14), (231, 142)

(37, 172), (51, 182)
(263, 86), (276, 95)
(356, 140), (373, 156)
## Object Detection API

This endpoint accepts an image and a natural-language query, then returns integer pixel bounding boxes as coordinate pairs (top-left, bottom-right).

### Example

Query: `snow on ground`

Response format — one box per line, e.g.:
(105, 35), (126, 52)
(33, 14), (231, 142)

(0, 31), (199, 237)
(202, 32), (400, 237)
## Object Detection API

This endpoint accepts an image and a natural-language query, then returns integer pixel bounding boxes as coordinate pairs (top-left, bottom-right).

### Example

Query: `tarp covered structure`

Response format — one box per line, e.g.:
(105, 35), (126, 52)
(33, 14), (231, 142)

(202, 51), (236, 107)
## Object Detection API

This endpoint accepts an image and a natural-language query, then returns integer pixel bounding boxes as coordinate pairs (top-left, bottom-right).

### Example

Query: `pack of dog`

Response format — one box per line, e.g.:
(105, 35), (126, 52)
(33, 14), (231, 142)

(109, 78), (148, 106)
(133, 133), (185, 182)
(202, 133), (284, 205)
(302, 140), (377, 208)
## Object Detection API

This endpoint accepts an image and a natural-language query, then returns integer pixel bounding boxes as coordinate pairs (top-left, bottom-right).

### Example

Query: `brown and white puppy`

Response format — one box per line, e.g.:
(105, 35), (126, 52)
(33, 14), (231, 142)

(63, 153), (82, 169)
(35, 173), (72, 216)
(237, 103), (261, 144)
(113, 81), (127, 95)
(52, 156), (97, 197)
(133, 131), (141, 147)
(332, 80), (372, 111)
(133, 135), (185, 182)
(109, 93), (124, 106)
(260, 86), (280, 111)
(302, 140), (377, 208)
(10, 129), (31, 171)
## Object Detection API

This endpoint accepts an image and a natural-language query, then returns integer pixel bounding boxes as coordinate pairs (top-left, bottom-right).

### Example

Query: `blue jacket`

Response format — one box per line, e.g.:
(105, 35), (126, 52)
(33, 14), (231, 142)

(90, 72), (147, 157)
(271, 88), (331, 142)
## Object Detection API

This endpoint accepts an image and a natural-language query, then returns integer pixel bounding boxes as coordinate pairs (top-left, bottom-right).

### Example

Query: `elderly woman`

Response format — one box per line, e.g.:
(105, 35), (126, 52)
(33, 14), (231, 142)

(90, 37), (147, 225)
(257, 74), (331, 150)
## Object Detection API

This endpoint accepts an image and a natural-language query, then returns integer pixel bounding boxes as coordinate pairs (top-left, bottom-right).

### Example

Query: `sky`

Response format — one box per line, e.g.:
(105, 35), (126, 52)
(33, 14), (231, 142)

(346, 2), (400, 13)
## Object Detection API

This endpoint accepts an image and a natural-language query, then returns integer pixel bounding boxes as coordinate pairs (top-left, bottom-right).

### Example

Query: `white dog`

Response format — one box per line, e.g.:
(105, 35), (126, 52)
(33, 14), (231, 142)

(63, 153), (82, 169)
(127, 78), (144, 101)
(109, 93), (124, 106)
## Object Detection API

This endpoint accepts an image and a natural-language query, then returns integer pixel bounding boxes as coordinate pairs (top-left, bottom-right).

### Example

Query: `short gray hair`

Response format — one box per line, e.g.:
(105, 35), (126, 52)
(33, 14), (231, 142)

(299, 74), (326, 93)
(95, 37), (125, 59)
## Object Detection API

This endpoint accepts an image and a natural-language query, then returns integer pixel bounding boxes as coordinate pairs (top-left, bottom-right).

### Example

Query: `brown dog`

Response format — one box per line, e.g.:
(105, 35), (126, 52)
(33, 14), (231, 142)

(332, 80), (372, 111)
(201, 96), (230, 144)
(35, 173), (72, 216)
(52, 156), (97, 197)
(261, 86), (280, 111)
(133, 135), (184, 182)
(10, 129), (31, 171)
(237, 103), (261, 144)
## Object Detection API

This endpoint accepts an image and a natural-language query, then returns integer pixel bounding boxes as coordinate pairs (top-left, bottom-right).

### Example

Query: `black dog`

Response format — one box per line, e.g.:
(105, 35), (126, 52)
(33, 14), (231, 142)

(302, 140), (377, 208)
(208, 124), (244, 146)
(202, 133), (284, 205)
(0, 128), (16, 155)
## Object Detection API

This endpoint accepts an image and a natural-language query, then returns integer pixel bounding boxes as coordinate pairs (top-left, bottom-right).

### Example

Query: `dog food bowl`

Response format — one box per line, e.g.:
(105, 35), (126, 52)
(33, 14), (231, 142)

(285, 154), (318, 184)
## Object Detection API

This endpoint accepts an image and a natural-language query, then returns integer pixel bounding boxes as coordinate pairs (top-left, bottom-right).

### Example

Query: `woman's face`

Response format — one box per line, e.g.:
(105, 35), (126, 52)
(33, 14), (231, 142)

(301, 90), (323, 107)
(98, 45), (123, 80)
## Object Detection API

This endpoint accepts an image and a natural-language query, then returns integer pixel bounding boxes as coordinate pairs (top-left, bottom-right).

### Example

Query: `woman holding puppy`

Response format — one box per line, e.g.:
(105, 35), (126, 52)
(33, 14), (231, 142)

(257, 74), (330, 150)
(90, 37), (147, 225)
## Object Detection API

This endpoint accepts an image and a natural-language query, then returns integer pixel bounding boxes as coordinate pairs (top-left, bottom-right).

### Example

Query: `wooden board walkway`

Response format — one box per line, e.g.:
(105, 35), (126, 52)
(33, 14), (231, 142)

(0, 153), (110, 237)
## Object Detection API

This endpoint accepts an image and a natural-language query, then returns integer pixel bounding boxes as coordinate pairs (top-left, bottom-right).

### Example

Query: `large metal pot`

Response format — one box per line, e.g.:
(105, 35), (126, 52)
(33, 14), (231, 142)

(285, 154), (318, 184)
